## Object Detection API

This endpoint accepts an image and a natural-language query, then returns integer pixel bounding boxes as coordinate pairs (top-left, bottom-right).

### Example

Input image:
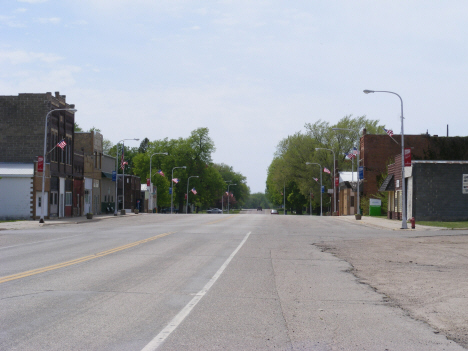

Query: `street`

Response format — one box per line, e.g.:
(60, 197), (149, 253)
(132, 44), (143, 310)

(1, 213), (467, 350)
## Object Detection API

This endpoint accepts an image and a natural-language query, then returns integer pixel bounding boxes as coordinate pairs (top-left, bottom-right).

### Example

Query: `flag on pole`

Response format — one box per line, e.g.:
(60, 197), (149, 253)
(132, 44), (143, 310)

(324, 167), (331, 174)
(172, 178), (179, 184)
(352, 147), (359, 156)
(313, 177), (318, 182)
(225, 191), (229, 196)
(57, 139), (67, 149)
(191, 188), (197, 195)
(384, 128), (394, 137)
(157, 169), (165, 177)
(120, 144), (128, 170)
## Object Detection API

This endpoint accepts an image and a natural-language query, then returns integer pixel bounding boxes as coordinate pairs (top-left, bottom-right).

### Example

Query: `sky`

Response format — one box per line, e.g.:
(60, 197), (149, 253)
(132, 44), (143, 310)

(1, 1), (467, 193)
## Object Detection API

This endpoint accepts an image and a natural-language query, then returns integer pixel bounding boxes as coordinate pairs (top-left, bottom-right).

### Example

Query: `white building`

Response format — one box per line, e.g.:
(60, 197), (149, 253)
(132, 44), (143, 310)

(0, 163), (35, 220)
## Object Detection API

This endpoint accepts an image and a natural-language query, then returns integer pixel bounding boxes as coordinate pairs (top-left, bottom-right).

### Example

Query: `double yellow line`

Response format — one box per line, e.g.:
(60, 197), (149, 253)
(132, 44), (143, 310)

(0, 232), (174, 284)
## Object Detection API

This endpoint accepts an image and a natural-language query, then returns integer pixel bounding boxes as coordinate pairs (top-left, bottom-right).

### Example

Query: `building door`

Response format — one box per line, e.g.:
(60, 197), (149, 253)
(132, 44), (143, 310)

(36, 191), (48, 218)
(50, 191), (58, 217)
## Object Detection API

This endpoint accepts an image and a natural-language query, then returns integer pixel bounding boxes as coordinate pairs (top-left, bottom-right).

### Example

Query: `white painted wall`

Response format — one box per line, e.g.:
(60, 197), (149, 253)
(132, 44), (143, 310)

(0, 177), (33, 220)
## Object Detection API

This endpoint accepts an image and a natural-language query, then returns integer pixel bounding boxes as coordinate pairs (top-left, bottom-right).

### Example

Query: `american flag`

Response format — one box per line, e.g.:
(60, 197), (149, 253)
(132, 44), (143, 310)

(120, 144), (128, 170)
(323, 167), (331, 174)
(352, 147), (359, 155)
(172, 178), (179, 184)
(313, 177), (319, 182)
(225, 191), (229, 196)
(384, 128), (394, 137)
(157, 169), (165, 177)
(191, 188), (197, 195)
(57, 139), (67, 149)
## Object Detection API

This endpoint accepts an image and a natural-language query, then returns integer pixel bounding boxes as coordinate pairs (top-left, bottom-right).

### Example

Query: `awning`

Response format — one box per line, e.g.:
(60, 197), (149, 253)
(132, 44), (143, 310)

(379, 174), (395, 192)
(102, 172), (114, 179)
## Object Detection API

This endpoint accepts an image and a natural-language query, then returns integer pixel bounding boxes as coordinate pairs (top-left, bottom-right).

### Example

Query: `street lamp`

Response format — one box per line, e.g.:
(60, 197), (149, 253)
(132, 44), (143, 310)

(227, 183), (237, 214)
(186, 176), (199, 214)
(332, 128), (361, 216)
(39, 108), (77, 223)
(315, 147), (336, 214)
(114, 138), (139, 216)
(306, 162), (322, 216)
(171, 166), (186, 214)
(149, 152), (168, 212)
(222, 180), (232, 213)
(364, 89), (408, 229)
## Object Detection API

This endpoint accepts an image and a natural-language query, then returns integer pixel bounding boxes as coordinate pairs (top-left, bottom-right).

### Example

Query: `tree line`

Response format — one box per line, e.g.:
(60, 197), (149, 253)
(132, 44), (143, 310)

(266, 115), (386, 214)
(75, 124), (249, 211)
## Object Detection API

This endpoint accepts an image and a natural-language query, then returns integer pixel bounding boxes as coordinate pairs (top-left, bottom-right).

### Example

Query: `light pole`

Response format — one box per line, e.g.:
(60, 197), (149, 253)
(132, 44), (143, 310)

(332, 128), (361, 216)
(186, 175), (199, 214)
(283, 181), (286, 215)
(171, 166), (186, 214)
(315, 147), (336, 214)
(149, 152), (168, 212)
(306, 162), (322, 216)
(114, 138), (139, 216)
(222, 180), (232, 212)
(227, 183), (237, 214)
(364, 89), (408, 229)
(39, 108), (77, 223)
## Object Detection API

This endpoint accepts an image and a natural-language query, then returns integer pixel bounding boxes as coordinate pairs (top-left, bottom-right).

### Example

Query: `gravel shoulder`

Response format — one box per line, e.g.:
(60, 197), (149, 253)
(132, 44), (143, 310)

(317, 233), (468, 348)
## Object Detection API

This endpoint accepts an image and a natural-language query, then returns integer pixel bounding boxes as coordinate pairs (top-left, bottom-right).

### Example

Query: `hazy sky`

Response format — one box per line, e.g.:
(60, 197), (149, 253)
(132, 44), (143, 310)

(2, 1), (467, 193)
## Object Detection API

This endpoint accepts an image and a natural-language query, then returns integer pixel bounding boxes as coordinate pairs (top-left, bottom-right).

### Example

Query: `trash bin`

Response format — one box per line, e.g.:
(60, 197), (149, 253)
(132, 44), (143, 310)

(153, 208), (156, 213)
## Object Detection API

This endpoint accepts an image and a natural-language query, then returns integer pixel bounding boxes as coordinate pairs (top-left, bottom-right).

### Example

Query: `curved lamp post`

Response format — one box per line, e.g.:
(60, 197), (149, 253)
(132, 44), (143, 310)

(364, 89), (407, 229)
(306, 162), (322, 216)
(186, 175), (199, 214)
(227, 183), (237, 214)
(171, 166), (186, 214)
(332, 128), (361, 216)
(149, 152), (168, 212)
(114, 138), (139, 216)
(40, 108), (77, 223)
(315, 147), (336, 214)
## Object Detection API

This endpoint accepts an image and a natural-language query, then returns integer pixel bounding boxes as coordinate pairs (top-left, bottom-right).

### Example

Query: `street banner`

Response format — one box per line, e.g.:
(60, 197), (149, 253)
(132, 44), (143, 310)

(404, 148), (412, 167)
(38, 156), (44, 172)
(321, 186), (325, 193)
(112, 171), (116, 181)
(359, 166), (363, 180)
(169, 187), (172, 195)
(147, 178), (150, 186)
(335, 176), (339, 187)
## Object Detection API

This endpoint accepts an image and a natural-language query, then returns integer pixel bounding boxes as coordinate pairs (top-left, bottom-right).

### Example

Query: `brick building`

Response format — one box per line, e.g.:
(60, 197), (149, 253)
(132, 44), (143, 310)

(75, 131), (103, 215)
(380, 155), (468, 221)
(0, 92), (77, 219)
(360, 131), (468, 197)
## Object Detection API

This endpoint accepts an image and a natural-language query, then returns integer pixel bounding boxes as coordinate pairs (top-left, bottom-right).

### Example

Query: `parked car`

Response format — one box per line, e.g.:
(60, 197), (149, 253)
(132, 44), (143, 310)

(271, 209), (278, 214)
(257, 207), (262, 211)
(207, 208), (222, 214)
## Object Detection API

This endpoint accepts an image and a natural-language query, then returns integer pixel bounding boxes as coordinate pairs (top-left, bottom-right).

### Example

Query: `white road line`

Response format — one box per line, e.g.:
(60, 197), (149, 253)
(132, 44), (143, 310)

(141, 231), (252, 351)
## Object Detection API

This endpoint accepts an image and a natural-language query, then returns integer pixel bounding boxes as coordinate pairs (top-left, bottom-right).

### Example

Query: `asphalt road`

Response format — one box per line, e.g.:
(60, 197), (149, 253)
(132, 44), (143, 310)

(0, 212), (464, 350)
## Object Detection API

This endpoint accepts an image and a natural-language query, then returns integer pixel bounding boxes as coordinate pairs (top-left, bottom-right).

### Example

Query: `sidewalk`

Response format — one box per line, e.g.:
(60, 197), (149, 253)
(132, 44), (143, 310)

(332, 215), (445, 231)
(0, 212), (142, 231)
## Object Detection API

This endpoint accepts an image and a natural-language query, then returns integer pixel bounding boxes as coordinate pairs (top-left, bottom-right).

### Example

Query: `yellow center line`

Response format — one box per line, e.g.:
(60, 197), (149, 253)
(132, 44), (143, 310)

(0, 232), (174, 284)
(205, 215), (238, 225)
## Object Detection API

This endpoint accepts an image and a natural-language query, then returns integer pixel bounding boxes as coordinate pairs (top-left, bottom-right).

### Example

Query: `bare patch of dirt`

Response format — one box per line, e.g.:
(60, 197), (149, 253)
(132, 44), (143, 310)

(316, 235), (468, 348)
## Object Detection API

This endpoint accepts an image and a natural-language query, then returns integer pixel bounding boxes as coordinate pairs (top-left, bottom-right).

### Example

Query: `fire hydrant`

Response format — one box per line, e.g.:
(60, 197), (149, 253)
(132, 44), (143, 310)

(410, 217), (416, 229)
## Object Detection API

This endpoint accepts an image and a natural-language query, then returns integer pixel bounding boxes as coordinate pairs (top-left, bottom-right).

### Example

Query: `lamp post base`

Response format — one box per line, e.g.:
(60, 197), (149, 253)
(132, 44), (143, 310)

(39, 218), (44, 223)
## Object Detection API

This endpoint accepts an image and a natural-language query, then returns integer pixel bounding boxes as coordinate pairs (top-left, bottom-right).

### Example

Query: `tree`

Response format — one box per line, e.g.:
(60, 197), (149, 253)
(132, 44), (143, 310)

(74, 123), (83, 132)
(138, 138), (150, 154)
(266, 115), (385, 214)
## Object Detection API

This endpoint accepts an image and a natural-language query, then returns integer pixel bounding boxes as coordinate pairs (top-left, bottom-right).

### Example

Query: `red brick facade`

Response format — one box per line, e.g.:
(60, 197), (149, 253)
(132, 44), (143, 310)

(360, 132), (431, 196)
